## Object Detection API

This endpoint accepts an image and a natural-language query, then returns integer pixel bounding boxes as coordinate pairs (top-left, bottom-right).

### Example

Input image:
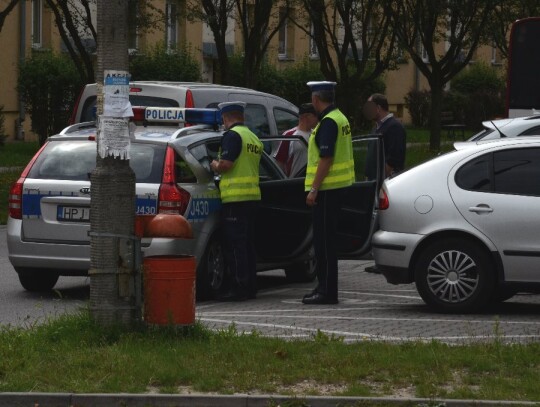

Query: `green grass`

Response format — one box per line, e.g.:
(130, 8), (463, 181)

(405, 143), (455, 170)
(0, 140), (40, 168)
(1, 312), (540, 401)
(0, 169), (21, 225)
(405, 127), (475, 144)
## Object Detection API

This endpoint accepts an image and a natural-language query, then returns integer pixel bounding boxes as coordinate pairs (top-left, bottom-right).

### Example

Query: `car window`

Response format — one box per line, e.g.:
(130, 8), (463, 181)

(274, 108), (298, 135)
(518, 126), (540, 136)
(175, 152), (197, 183)
(455, 154), (492, 192)
(80, 95), (180, 122)
(493, 148), (540, 196)
(28, 140), (166, 183)
(189, 139), (282, 181)
(469, 127), (494, 141)
(245, 104), (270, 138)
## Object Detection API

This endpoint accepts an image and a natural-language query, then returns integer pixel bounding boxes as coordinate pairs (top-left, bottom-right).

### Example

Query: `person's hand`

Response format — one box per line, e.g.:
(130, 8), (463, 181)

(306, 190), (318, 206)
(210, 160), (219, 173)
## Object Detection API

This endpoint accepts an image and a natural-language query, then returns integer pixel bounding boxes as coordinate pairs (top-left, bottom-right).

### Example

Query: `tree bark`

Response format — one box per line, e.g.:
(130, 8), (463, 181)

(428, 82), (444, 152)
(90, 0), (137, 327)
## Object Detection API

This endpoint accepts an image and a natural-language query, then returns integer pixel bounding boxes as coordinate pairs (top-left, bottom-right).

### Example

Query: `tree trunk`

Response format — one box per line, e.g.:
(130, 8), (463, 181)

(90, 0), (137, 327)
(429, 85), (444, 152)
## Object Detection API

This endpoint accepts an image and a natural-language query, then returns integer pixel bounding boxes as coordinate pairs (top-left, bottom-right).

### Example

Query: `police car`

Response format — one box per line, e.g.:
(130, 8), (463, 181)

(7, 107), (385, 298)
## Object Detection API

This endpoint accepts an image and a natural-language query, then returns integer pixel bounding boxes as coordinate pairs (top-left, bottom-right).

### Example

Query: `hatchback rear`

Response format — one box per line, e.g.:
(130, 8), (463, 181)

(7, 129), (198, 291)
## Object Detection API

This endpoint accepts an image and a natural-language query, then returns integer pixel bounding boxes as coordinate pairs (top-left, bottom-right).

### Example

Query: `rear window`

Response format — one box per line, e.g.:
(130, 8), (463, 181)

(80, 95), (180, 122)
(28, 140), (166, 183)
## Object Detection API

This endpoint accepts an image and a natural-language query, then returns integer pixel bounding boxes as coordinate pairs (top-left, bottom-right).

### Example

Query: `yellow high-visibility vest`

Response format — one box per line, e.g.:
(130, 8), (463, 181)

(305, 109), (354, 191)
(220, 125), (263, 203)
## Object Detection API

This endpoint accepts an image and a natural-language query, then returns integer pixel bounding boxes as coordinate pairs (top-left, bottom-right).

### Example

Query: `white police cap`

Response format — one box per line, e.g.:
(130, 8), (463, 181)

(217, 101), (247, 114)
(307, 81), (337, 92)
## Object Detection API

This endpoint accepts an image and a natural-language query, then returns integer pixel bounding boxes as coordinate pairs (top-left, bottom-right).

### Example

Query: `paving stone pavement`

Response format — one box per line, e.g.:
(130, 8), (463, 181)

(197, 260), (540, 344)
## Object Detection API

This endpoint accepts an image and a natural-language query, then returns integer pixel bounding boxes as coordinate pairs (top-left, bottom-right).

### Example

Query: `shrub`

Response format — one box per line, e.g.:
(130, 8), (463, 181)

(404, 89), (431, 127)
(18, 51), (83, 145)
(447, 62), (505, 129)
(130, 43), (201, 82)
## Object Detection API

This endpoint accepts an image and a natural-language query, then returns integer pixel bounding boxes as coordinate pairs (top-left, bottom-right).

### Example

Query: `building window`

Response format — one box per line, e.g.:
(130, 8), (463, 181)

(420, 42), (429, 63)
(278, 7), (287, 59)
(309, 22), (319, 59)
(31, 0), (42, 48)
(166, 2), (178, 50)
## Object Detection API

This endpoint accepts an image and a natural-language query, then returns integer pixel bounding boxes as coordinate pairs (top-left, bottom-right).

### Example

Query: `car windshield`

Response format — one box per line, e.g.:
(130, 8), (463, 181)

(28, 140), (166, 183)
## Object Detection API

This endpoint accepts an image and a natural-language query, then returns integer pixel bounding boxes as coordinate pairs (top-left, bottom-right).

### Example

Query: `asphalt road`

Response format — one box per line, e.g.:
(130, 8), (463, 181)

(2, 226), (540, 343)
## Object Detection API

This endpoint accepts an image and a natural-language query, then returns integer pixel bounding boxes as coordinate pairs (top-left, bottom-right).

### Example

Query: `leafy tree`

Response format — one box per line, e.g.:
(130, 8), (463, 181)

(389, 0), (498, 150)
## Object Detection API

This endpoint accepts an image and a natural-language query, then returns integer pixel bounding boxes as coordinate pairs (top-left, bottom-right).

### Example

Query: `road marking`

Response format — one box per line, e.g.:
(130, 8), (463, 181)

(198, 312), (540, 325)
(339, 290), (422, 300)
(199, 318), (540, 342)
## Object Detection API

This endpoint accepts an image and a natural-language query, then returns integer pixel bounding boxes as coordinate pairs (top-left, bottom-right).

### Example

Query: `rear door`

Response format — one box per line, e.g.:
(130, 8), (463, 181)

(21, 139), (164, 244)
(256, 145), (312, 261)
(337, 135), (385, 258)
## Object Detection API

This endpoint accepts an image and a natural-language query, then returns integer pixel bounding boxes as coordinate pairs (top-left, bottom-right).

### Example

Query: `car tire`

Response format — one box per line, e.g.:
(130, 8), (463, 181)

(196, 235), (227, 300)
(285, 249), (316, 283)
(16, 268), (59, 292)
(414, 238), (494, 313)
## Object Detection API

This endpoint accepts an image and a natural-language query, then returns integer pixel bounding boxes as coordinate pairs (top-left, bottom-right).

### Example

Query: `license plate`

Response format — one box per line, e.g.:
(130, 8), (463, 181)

(57, 206), (90, 222)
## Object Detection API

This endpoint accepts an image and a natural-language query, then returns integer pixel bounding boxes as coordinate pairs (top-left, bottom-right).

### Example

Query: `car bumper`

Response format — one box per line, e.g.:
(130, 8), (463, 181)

(372, 230), (424, 285)
(7, 219), (199, 275)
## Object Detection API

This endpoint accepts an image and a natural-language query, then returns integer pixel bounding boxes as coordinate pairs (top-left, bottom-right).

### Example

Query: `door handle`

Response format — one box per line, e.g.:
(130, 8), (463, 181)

(468, 205), (493, 214)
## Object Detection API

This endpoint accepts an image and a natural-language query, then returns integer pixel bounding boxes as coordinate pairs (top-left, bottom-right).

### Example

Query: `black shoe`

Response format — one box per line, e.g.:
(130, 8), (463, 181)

(218, 291), (248, 302)
(303, 289), (318, 300)
(365, 265), (381, 274)
(302, 293), (338, 305)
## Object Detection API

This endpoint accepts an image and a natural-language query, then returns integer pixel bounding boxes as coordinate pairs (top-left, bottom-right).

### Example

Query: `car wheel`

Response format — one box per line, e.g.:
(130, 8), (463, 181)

(414, 239), (494, 313)
(285, 248), (316, 283)
(196, 235), (226, 300)
(16, 268), (59, 292)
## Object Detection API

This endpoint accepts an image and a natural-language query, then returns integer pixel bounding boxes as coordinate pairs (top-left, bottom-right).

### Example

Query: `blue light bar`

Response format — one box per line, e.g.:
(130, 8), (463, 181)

(185, 108), (222, 126)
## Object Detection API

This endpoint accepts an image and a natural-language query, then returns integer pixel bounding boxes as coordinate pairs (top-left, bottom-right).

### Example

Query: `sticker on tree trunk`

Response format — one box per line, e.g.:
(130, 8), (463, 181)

(103, 70), (133, 117)
(97, 116), (132, 159)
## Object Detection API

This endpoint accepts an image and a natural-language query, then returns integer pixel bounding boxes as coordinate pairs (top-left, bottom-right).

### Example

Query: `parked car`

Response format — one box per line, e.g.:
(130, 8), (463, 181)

(468, 114), (540, 141)
(8, 106), (385, 298)
(70, 81), (300, 137)
(373, 137), (540, 312)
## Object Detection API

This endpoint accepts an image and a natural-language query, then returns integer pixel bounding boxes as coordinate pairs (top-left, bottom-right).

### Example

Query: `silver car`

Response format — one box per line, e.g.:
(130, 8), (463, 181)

(373, 137), (540, 312)
(8, 107), (385, 298)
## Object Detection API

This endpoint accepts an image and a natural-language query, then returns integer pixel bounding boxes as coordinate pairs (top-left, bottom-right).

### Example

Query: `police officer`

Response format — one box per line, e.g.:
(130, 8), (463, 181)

(211, 102), (263, 301)
(302, 82), (354, 305)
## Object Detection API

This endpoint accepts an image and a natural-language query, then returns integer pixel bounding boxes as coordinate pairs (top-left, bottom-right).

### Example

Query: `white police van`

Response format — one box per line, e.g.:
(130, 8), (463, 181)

(8, 106), (384, 299)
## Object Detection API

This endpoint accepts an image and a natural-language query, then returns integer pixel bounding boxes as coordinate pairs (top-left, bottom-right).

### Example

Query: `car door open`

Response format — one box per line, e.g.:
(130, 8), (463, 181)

(337, 135), (385, 258)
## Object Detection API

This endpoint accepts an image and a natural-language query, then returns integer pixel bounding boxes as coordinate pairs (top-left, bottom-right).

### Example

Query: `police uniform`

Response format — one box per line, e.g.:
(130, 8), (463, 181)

(303, 82), (354, 305)
(217, 102), (263, 301)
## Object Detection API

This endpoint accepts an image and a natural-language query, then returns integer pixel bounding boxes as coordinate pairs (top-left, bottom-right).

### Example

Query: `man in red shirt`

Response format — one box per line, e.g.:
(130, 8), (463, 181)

(274, 103), (318, 177)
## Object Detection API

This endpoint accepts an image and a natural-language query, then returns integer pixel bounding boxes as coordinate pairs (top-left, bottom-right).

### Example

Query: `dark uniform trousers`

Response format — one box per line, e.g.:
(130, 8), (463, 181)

(221, 201), (258, 296)
(312, 188), (343, 301)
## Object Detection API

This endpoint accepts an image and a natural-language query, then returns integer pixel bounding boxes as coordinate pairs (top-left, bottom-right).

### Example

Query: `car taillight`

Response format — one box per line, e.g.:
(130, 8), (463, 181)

(158, 146), (190, 215)
(184, 90), (194, 128)
(8, 142), (48, 220)
(8, 180), (23, 219)
(185, 89), (194, 108)
(379, 188), (389, 210)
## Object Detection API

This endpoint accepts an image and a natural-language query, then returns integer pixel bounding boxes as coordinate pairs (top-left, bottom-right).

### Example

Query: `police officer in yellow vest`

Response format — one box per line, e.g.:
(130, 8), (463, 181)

(303, 81), (355, 305)
(211, 101), (263, 301)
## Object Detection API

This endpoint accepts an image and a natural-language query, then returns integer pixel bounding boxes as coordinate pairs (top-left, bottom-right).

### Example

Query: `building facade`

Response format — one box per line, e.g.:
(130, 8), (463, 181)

(0, 0), (506, 141)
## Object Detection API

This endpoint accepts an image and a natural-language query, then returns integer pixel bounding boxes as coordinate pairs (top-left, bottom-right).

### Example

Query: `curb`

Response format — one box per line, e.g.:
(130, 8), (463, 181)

(0, 393), (538, 407)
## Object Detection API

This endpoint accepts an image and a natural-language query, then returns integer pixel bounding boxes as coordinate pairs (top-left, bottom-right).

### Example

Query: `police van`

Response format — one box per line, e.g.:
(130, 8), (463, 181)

(7, 105), (384, 299)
